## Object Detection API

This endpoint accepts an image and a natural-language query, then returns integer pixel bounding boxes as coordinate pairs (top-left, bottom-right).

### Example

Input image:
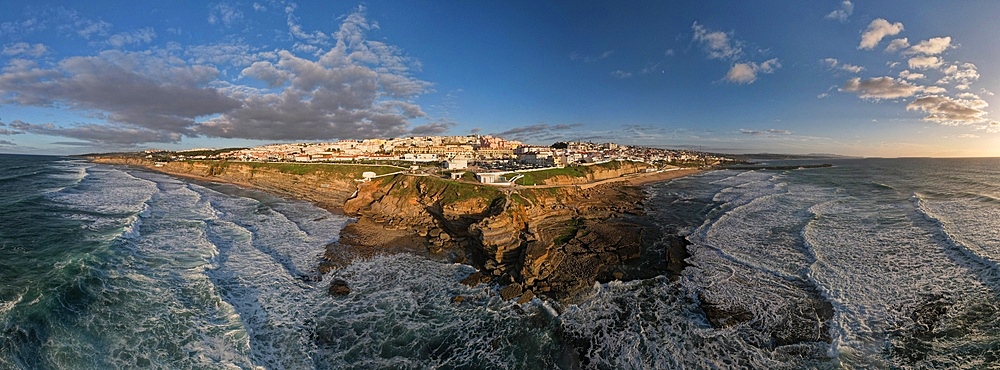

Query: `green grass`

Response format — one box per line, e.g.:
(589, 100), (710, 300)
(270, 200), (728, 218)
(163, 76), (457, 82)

(203, 161), (405, 178)
(513, 161), (650, 185)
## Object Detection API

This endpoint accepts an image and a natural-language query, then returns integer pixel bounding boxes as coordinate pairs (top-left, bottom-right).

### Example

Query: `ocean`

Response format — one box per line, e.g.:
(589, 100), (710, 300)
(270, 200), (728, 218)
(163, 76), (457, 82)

(1, 154), (998, 369)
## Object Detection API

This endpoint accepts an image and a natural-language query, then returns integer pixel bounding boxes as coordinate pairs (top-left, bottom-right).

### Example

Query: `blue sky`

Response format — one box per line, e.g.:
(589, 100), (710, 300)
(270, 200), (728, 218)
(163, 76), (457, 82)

(0, 1), (998, 157)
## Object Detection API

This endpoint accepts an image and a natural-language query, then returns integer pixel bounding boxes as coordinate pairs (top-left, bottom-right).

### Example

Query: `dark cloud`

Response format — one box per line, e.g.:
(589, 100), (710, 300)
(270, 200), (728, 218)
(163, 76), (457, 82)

(493, 123), (585, 142)
(0, 6), (433, 146)
(0, 139), (15, 146)
(10, 120), (181, 145)
(0, 122), (23, 135)
(0, 51), (240, 139)
(410, 121), (454, 136)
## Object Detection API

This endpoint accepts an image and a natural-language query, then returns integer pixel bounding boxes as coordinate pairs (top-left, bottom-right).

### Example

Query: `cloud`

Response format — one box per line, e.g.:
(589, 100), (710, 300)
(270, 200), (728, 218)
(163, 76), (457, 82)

(0, 50), (240, 143)
(839, 76), (920, 100)
(493, 123), (584, 142)
(240, 61), (290, 87)
(409, 120), (454, 136)
(885, 38), (909, 53)
(899, 70), (925, 80)
(0, 139), (15, 146)
(859, 19), (904, 50)
(285, 2), (328, 44)
(691, 22), (742, 60)
(0, 120), (25, 135)
(822, 58), (864, 73)
(10, 121), (181, 145)
(186, 41), (269, 68)
(726, 58), (780, 84)
(195, 7), (432, 141)
(938, 62), (979, 87)
(906, 95), (990, 125)
(907, 56), (942, 70)
(741, 128), (792, 136)
(904, 37), (953, 56)
(611, 70), (633, 79)
(825, 0), (854, 22)
(570, 50), (614, 63)
(693, 22), (779, 84)
(107, 28), (156, 48)
(2, 42), (48, 57)
(0, 7), (435, 145)
(208, 2), (245, 27)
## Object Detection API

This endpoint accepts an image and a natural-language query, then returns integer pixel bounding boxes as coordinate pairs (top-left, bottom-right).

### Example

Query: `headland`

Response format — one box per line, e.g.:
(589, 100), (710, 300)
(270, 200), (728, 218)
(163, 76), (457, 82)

(90, 155), (703, 302)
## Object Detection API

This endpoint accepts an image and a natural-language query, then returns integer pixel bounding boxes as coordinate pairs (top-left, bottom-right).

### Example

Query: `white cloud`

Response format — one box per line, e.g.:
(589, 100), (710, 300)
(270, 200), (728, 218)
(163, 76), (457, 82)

(825, 0), (854, 22)
(107, 28), (156, 47)
(570, 50), (614, 63)
(726, 58), (780, 84)
(285, 2), (328, 44)
(904, 37), (952, 56)
(885, 38), (909, 53)
(907, 56), (942, 70)
(921, 86), (947, 94)
(859, 18), (904, 50)
(691, 22), (742, 60)
(906, 95), (990, 125)
(208, 2), (245, 27)
(1, 42), (47, 57)
(899, 70), (925, 80)
(839, 76), (920, 100)
(611, 70), (633, 79)
(741, 128), (792, 135)
(822, 58), (864, 73)
(938, 62), (979, 86)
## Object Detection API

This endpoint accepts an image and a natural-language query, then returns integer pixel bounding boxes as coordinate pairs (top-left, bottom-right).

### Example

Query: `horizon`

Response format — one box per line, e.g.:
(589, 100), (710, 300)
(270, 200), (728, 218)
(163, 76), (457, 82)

(1, 1), (999, 158)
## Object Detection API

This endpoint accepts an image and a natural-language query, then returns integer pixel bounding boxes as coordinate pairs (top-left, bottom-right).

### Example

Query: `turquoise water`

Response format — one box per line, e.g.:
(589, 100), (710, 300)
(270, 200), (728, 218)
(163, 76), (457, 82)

(1, 154), (999, 368)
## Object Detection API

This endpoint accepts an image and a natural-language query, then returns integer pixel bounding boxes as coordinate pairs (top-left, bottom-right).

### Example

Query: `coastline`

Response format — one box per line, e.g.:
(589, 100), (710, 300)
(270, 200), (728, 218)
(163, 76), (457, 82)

(89, 157), (705, 301)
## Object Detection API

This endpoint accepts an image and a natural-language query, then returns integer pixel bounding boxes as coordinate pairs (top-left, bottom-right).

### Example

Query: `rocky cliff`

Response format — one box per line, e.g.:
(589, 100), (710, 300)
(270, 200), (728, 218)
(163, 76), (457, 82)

(90, 157), (372, 210)
(341, 174), (682, 301)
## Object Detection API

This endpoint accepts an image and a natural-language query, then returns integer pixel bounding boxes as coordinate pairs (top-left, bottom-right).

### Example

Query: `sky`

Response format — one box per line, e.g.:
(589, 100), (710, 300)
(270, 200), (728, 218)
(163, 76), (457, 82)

(0, 1), (998, 157)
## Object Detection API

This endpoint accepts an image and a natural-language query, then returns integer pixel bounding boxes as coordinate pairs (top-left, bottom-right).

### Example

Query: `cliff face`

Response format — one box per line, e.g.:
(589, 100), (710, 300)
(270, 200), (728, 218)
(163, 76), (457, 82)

(342, 174), (674, 301)
(90, 157), (358, 210)
(533, 161), (653, 186)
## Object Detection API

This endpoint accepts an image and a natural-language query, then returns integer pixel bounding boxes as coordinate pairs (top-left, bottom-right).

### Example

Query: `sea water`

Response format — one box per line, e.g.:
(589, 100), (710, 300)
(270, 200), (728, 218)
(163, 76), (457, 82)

(1, 154), (998, 369)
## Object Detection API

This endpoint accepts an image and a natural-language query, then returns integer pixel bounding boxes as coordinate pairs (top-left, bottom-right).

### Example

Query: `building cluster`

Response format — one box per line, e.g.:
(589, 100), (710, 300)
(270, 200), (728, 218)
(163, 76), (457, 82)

(170, 135), (734, 170)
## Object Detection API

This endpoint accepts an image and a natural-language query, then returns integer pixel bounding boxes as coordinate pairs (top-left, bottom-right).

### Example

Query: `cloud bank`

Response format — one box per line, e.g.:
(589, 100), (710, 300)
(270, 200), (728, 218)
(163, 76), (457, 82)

(0, 6), (433, 146)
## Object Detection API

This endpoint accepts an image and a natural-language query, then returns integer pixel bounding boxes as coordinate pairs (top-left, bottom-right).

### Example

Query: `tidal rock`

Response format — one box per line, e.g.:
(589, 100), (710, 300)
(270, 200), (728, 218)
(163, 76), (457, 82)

(500, 283), (523, 301)
(452, 295), (465, 304)
(328, 279), (350, 296)
(517, 290), (536, 304)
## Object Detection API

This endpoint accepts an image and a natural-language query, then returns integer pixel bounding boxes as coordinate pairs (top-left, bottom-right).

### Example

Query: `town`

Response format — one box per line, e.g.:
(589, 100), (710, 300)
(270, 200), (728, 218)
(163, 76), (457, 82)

(142, 135), (739, 184)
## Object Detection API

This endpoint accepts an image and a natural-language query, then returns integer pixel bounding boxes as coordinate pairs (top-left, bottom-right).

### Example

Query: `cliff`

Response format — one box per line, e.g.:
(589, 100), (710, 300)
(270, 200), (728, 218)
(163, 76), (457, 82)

(342, 174), (682, 301)
(88, 157), (397, 211)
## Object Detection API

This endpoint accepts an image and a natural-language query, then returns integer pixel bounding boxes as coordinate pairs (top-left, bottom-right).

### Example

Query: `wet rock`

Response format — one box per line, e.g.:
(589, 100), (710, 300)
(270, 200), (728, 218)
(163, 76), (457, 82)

(328, 279), (350, 296)
(500, 283), (523, 301)
(452, 295), (464, 304)
(517, 290), (536, 304)
(460, 272), (491, 287)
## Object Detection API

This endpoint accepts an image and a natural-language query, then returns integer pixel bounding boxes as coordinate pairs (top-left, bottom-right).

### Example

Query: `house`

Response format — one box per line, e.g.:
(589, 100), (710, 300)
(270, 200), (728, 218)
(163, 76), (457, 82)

(445, 158), (468, 170)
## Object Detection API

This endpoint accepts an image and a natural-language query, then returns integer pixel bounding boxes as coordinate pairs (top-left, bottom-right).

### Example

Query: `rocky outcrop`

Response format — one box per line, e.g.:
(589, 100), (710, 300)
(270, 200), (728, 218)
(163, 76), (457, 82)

(93, 156), (685, 302)
(341, 174), (683, 301)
